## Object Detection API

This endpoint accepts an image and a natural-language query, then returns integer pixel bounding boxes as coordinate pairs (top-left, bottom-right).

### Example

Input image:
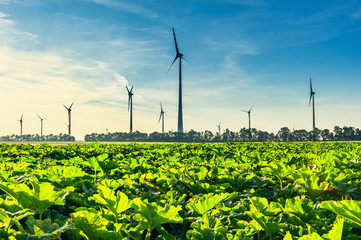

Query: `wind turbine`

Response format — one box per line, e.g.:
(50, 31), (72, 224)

(168, 28), (189, 133)
(126, 86), (134, 133)
(309, 78), (316, 140)
(217, 122), (221, 136)
(241, 104), (255, 142)
(37, 114), (47, 137)
(18, 114), (23, 138)
(63, 103), (73, 136)
(158, 103), (165, 134)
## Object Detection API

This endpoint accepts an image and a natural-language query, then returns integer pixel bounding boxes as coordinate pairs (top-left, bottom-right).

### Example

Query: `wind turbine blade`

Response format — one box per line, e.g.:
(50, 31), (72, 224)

(63, 105), (68, 110)
(158, 113), (162, 123)
(241, 109), (248, 113)
(130, 86), (133, 93)
(172, 28), (180, 54)
(37, 114), (41, 120)
(182, 57), (191, 64)
(69, 102), (74, 109)
(250, 104), (255, 112)
(126, 86), (130, 93)
(310, 78), (313, 93)
(21, 114), (23, 120)
(309, 94), (312, 106)
(166, 56), (178, 75)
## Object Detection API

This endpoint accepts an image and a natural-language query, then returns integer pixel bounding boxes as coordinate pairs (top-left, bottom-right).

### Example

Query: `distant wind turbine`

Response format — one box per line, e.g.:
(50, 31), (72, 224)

(168, 28), (189, 133)
(37, 114), (47, 137)
(241, 104), (255, 142)
(18, 114), (23, 138)
(63, 103), (73, 136)
(217, 122), (221, 136)
(126, 86), (134, 133)
(309, 78), (316, 140)
(158, 103), (165, 134)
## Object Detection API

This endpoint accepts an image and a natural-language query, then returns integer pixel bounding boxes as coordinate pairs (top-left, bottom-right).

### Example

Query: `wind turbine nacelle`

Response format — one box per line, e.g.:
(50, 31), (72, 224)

(177, 53), (183, 58)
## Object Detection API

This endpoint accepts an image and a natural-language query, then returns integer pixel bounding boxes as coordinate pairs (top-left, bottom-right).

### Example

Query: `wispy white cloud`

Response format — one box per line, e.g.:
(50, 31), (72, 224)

(0, 0), (18, 4)
(287, 4), (350, 25)
(203, 35), (258, 55)
(0, 47), (129, 105)
(89, 0), (158, 19)
(220, 0), (266, 7)
(0, 12), (37, 45)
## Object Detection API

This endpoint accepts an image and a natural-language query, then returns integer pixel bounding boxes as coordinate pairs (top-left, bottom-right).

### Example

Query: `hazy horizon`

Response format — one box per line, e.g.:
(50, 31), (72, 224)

(1, 1), (361, 140)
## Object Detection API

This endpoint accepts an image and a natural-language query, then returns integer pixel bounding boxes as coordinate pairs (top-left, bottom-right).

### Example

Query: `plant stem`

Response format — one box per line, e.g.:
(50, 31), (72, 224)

(145, 229), (152, 240)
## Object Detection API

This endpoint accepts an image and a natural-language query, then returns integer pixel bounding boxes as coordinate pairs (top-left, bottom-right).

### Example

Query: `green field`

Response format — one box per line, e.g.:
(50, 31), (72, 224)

(1, 142), (361, 239)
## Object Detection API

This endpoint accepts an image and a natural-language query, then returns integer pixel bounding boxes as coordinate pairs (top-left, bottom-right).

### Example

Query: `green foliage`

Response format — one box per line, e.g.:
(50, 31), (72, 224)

(132, 198), (183, 240)
(0, 180), (71, 220)
(186, 193), (229, 215)
(0, 142), (361, 239)
(92, 185), (131, 222)
(320, 200), (361, 227)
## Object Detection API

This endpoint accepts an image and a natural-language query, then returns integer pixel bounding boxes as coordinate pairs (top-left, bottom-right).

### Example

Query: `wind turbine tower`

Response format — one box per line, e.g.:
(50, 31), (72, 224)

(63, 103), (73, 136)
(159, 103), (165, 134)
(126, 86), (134, 133)
(37, 114), (47, 137)
(309, 78), (316, 140)
(241, 104), (255, 142)
(217, 122), (221, 136)
(168, 28), (189, 133)
(18, 114), (23, 138)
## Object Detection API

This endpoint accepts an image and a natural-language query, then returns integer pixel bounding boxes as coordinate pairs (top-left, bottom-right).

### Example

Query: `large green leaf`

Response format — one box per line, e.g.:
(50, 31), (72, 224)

(0, 180), (71, 219)
(323, 217), (344, 240)
(186, 193), (229, 215)
(92, 185), (131, 221)
(132, 198), (182, 239)
(15, 219), (75, 240)
(320, 200), (361, 227)
(71, 209), (122, 240)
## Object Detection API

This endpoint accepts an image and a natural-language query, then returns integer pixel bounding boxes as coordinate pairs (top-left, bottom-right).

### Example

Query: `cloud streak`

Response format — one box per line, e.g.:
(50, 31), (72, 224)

(89, 0), (158, 19)
(0, 12), (37, 45)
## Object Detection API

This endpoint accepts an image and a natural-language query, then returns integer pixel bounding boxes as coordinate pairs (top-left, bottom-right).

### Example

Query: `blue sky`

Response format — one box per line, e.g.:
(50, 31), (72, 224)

(1, 0), (361, 140)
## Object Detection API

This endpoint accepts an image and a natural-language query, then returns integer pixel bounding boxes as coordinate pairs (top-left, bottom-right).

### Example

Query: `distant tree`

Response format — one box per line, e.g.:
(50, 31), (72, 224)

(320, 129), (333, 141)
(277, 127), (291, 142)
(202, 130), (214, 142)
(334, 126), (342, 141)
(292, 129), (309, 141)
(342, 126), (356, 141)
(239, 128), (249, 142)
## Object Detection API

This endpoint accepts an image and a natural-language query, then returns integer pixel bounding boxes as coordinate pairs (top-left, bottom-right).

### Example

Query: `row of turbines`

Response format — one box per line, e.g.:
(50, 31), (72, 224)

(15, 28), (317, 139)
(123, 28), (319, 138)
(16, 103), (73, 137)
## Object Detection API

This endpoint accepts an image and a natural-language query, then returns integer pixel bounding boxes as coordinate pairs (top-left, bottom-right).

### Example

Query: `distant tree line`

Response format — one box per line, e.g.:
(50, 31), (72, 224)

(84, 126), (361, 142)
(0, 134), (75, 142)
(1, 126), (359, 142)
